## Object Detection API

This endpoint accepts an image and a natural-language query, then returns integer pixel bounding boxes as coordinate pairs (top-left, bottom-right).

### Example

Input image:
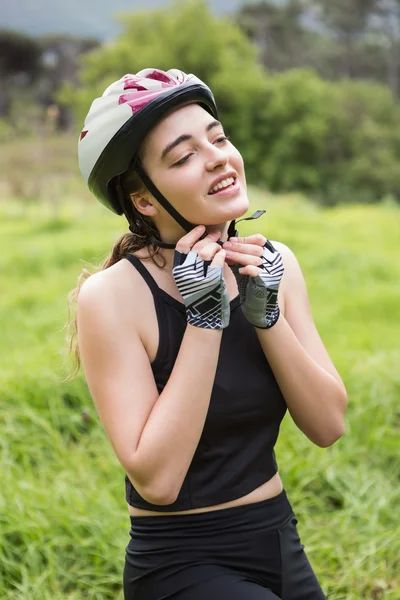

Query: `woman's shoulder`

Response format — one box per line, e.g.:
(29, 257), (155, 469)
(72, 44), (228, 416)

(269, 240), (307, 302)
(76, 256), (160, 364)
(270, 240), (302, 274)
(270, 240), (295, 260)
(77, 257), (146, 322)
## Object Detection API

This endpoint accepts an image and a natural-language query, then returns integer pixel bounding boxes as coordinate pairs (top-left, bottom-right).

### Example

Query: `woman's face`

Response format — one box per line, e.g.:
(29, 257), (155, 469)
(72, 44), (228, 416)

(140, 103), (249, 233)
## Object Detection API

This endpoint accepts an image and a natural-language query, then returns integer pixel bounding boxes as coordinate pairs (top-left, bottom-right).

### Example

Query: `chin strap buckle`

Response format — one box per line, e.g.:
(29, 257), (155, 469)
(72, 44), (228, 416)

(227, 209), (266, 239)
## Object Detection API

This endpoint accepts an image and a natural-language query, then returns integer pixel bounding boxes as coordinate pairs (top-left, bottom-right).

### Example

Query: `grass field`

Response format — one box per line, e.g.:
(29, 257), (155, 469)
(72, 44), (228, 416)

(0, 189), (399, 599)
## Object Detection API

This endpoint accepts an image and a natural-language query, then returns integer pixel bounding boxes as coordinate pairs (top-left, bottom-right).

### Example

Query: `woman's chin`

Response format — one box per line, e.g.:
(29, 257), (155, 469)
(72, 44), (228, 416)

(183, 194), (250, 227)
(221, 196), (250, 222)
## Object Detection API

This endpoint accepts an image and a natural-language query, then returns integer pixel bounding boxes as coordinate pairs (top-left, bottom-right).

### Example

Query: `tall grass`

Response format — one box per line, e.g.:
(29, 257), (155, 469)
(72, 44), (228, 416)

(0, 190), (399, 599)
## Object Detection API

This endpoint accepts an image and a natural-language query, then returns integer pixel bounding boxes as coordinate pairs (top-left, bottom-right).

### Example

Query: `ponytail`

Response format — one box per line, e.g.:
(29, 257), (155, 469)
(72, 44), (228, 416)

(65, 170), (165, 379)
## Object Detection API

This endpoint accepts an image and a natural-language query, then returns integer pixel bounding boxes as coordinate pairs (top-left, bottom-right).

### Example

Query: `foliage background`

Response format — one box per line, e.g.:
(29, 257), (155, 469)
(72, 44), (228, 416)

(1, 0), (399, 598)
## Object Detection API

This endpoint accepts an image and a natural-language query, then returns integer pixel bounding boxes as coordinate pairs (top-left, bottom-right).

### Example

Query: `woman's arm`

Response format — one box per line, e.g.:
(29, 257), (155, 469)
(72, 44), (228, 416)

(78, 271), (223, 505)
(224, 237), (348, 447)
(78, 229), (227, 506)
(129, 323), (223, 504)
(256, 315), (347, 448)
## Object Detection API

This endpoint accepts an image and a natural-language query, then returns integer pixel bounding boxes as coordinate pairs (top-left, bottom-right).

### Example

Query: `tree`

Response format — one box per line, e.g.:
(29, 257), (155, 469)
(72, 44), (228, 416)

(309, 0), (377, 77)
(236, 0), (310, 72)
(370, 0), (400, 95)
(39, 35), (99, 129)
(237, 0), (400, 93)
(0, 30), (42, 117)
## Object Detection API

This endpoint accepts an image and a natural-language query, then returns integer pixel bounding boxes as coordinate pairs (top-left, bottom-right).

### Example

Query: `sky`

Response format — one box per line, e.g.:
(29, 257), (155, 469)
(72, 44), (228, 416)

(0, 0), (244, 40)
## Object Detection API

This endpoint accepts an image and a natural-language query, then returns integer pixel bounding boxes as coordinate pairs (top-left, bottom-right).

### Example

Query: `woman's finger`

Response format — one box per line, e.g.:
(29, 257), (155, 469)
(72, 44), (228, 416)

(229, 233), (266, 246)
(198, 242), (223, 261)
(238, 264), (262, 277)
(191, 231), (221, 254)
(210, 248), (226, 268)
(224, 250), (263, 267)
(176, 227), (219, 254)
(176, 226), (206, 253)
(223, 240), (264, 257)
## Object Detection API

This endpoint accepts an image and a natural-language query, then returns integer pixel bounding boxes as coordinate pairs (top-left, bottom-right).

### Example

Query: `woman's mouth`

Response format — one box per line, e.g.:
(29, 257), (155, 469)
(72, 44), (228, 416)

(208, 177), (240, 197)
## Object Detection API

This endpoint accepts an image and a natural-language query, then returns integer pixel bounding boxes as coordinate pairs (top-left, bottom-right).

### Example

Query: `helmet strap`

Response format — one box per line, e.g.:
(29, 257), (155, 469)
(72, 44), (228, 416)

(135, 162), (195, 234)
(115, 175), (176, 249)
(227, 219), (238, 240)
(225, 210), (266, 241)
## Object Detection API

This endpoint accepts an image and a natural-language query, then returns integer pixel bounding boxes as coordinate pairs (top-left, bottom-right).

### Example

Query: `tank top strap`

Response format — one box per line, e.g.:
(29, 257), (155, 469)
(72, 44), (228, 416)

(123, 253), (170, 369)
(124, 253), (161, 297)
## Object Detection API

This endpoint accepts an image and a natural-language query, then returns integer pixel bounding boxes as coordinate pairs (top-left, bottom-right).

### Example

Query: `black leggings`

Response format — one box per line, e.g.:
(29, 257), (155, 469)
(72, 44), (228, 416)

(123, 490), (326, 599)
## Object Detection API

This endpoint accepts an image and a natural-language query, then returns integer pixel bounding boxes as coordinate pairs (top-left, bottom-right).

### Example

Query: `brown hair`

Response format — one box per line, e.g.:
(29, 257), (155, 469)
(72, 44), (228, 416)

(65, 169), (166, 379)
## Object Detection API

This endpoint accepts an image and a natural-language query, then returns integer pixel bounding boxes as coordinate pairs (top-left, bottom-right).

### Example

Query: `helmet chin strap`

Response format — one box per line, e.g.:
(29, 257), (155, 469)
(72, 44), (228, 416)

(135, 162), (193, 248)
(133, 162), (266, 249)
(226, 210), (266, 240)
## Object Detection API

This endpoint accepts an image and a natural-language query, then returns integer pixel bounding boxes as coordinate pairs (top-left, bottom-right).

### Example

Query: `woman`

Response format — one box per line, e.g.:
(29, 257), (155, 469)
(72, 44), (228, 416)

(73, 68), (347, 599)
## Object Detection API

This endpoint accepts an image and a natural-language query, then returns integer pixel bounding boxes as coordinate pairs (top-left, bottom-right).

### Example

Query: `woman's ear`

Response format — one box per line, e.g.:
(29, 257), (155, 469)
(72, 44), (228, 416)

(130, 192), (159, 218)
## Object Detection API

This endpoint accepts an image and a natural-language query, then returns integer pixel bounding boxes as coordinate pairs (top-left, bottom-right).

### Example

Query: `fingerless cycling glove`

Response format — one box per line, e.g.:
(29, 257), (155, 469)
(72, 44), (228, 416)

(232, 240), (284, 329)
(173, 250), (230, 329)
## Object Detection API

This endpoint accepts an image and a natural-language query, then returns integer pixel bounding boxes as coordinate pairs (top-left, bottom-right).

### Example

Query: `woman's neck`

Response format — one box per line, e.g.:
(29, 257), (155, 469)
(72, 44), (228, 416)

(155, 222), (230, 269)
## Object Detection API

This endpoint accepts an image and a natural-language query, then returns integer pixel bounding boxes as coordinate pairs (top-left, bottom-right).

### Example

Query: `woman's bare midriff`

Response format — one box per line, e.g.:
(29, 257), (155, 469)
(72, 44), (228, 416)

(127, 472), (283, 517)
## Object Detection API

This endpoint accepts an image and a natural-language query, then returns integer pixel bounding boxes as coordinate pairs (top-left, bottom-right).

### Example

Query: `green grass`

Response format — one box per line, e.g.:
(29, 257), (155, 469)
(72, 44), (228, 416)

(0, 189), (399, 599)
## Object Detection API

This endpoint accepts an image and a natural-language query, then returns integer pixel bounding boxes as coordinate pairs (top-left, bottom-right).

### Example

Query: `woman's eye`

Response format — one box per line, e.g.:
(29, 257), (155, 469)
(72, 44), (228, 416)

(174, 154), (192, 167)
(173, 136), (229, 166)
(215, 136), (230, 144)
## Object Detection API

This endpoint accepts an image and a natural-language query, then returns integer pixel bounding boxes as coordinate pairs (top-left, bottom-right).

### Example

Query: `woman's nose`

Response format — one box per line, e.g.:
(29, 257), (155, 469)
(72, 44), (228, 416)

(205, 148), (228, 171)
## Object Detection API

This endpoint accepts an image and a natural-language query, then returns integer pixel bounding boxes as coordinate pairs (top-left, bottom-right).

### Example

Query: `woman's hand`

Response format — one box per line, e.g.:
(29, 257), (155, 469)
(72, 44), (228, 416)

(222, 234), (284, 329)
(172, 226), (230, 329)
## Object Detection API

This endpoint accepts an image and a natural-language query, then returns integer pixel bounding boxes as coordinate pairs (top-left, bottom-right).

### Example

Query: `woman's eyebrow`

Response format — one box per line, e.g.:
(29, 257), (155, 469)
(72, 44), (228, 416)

(160, 120), (221, 160)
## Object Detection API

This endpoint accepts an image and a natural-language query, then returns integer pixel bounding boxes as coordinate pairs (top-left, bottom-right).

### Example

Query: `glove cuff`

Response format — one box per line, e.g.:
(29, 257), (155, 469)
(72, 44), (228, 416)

(253, 306), (280, 330)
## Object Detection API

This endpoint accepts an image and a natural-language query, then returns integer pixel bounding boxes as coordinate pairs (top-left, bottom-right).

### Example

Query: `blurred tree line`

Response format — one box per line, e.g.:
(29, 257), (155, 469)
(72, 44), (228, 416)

(2, 0), (400, 203)
(238, 0), (400, 96)
(0, 30), (99, 131)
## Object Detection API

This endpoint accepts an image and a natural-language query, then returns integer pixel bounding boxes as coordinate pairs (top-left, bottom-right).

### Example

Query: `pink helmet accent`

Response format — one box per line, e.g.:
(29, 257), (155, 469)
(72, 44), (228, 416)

(117, 69), (191, 114)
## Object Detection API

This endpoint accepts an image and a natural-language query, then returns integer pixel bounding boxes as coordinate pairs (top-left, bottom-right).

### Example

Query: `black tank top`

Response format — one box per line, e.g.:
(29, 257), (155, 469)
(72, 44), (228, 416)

(124, 254), (287, 511)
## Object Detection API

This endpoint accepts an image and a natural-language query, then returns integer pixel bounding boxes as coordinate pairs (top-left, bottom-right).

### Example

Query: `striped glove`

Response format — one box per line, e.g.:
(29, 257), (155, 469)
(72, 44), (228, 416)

(172, 250), (230, 329)
(232, 240), (284, 329)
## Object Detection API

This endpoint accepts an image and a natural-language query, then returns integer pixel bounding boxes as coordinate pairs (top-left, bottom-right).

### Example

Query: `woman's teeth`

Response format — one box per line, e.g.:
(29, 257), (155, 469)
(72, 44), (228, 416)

(209, 177), (235, 194)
